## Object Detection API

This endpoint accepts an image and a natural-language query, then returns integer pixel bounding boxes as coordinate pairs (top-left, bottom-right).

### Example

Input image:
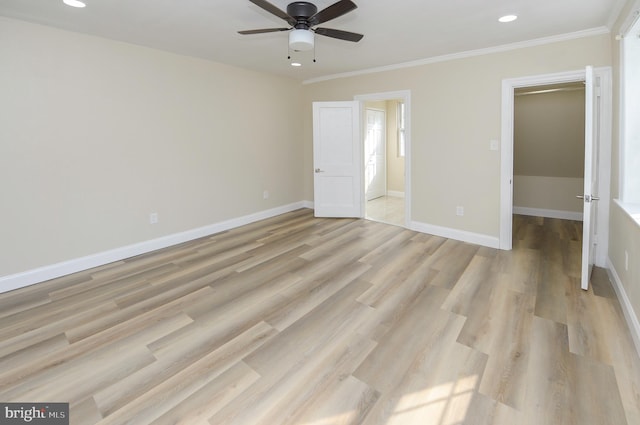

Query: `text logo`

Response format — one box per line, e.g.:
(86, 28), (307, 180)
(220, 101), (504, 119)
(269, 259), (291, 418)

(0, 403), (69, 424)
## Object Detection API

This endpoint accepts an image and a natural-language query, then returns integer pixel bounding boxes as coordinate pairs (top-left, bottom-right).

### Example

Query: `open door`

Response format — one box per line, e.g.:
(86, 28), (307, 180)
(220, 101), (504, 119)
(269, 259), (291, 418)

(365, 108), (386, 201)
(313, 101), (362, 217)
(580, 66), (600, 290)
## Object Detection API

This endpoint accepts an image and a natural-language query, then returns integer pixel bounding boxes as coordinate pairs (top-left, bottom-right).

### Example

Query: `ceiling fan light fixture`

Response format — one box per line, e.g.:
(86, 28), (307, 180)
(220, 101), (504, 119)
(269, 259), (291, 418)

(289, 29), (314, 51)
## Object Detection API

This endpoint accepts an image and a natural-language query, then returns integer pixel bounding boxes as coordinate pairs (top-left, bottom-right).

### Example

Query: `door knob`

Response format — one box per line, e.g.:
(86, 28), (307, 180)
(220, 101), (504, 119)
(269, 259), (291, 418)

(315, 168), (324, 173)
(577, 195), (599, 202)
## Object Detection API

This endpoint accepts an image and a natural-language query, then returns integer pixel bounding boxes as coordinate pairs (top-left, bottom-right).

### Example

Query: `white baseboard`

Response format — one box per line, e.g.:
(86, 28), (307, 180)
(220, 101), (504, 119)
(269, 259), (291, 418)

(409, 220), (500, 249)
(387, 191), (405, 198)
(513, 206), (583, 221)
(0, 201), (312, 294)
(607, 258), (640, 358)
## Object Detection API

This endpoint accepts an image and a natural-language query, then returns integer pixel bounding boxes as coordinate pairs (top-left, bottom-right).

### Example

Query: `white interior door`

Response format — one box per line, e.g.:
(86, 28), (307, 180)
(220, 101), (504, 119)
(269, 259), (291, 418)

(365, 108), (386, 201)
(580, 66), (600, 290)
(313, 101), (362, 217)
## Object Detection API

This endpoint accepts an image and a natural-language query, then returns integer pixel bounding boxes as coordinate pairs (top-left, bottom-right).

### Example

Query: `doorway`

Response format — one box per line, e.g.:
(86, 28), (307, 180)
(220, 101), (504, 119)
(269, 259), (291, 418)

(364, 107), (387, 201)
(355, 91), (411, 228)
(512, 81), (586, 222)
(500, 68), (612, 268)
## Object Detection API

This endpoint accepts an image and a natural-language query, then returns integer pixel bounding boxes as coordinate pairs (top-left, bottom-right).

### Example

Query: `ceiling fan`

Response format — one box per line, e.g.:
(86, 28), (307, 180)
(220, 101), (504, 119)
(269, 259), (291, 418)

(238, 0), (364, 52)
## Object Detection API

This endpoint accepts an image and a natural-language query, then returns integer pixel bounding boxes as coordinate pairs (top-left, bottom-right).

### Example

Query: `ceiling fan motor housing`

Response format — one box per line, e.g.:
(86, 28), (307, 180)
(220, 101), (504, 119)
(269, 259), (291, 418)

(288, 1), (320, 29)
(287, 2), (318, 21)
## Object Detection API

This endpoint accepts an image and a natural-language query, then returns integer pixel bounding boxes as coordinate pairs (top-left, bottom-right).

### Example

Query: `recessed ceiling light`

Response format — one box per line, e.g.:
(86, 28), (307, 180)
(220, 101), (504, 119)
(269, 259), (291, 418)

(291, 62), (302, 67)
(499, 15), (518, 23)
(63, 0), (86, 8)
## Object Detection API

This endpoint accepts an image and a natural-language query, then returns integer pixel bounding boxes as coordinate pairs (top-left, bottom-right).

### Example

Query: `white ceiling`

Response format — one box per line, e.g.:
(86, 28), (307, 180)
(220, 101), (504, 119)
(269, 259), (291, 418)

(0, 0), (626, 82)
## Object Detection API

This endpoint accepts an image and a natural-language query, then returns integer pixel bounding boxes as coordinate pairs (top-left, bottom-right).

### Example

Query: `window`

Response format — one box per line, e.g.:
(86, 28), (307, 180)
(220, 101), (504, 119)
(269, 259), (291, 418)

(620, 6), (640, 209)
(397, 102), (406, 157)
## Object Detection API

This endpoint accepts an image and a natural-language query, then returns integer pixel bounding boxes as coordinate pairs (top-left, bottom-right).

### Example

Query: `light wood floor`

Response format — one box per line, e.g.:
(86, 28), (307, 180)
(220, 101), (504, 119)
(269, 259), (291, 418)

(1, 210), (639, 424)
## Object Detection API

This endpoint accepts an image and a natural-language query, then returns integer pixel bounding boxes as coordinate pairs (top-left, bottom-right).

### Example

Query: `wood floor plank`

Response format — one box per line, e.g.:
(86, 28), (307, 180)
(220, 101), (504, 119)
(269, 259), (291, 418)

(288, 375), (380, 425)
(265, 261), (371, 331)
(0, 333), (69, 378)
(149, 361), (260, 425)
(566, 280), (614, 364)
(568, 352), (628, 425)
(95, 321), (275, 421)
(475, 289), (535, 409)
(585, 294), (640, 422)
(0, 294), (198, 388)
(72, 397), (104, 425)
(534, 263), (570, 324)
(354, 227), (415, 266)
(491, 247), (541, 295)
(0, 339), (156, 405)
(359, 333), (485, 425)
(356, 259), (439, 342)
(211, 284), (376, 424)
(441, 255), (494, 317)
(428, 239), (479, 275)
(357, 241), (434, 307)
(0, 210), (637, 424)
(353, 284), (460, 395)
(0, 300), (118, 358)
(243, 278), (373, 377)
(447, 255), (536, 409)
(522, 316), (574, 425)
(266, 336), (378, 425)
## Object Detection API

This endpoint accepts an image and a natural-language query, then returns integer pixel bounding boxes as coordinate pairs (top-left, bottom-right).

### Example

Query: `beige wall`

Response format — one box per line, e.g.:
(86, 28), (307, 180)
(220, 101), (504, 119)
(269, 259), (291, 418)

(514, 88), (585, 177)
(0, 17), (304, 277)
(513, 176), (584, 212)
(302, 34), (612, 237)
(609, 1), (640, 333)
(514, 87), (585, 213)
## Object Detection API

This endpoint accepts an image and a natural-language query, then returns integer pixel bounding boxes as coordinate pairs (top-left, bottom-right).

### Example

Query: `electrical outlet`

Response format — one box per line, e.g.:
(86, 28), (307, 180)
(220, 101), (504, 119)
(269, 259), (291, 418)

(149, 212), (158, 224)
(456, 206), (464, 216)
(263, 190), (269, 199)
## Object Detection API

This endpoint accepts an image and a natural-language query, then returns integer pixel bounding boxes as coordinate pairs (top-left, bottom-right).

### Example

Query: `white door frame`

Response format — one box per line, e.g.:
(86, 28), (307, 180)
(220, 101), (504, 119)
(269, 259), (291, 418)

(500, 68), (612, 267)
(355, 90), (411, 225)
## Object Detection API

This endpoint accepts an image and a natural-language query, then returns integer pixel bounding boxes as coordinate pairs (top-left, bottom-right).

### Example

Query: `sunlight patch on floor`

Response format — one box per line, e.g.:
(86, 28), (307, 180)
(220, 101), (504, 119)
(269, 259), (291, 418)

(388, 375), (479, 425)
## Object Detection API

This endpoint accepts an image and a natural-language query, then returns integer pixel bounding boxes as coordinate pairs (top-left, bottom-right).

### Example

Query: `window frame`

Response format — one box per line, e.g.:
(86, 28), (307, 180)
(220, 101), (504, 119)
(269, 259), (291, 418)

(618, 1), (640, 221)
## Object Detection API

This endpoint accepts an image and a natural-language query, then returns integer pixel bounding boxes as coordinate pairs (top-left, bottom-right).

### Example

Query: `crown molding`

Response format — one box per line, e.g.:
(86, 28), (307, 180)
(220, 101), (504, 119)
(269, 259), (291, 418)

(303, 27), (610, 85)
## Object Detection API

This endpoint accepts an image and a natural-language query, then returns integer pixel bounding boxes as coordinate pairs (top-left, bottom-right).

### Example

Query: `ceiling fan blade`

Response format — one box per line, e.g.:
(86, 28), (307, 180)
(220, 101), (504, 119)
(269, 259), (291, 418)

(238, 28), (290, 35)
(310, 0), (357, 26)
(248, 0), (296, 26)
(314, 27), (363, 42)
